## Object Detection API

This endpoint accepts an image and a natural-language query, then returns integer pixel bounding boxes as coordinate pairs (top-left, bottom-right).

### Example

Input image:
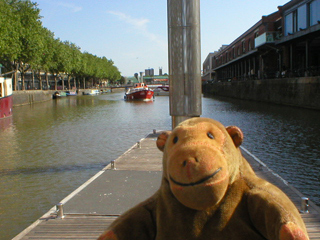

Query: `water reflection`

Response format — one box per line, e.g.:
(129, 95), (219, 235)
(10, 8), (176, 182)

(202, 95), (320, 208)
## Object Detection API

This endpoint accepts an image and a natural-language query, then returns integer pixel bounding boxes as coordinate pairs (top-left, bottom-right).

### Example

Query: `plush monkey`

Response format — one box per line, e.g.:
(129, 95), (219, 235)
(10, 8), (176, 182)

(98, 117), (309, 240)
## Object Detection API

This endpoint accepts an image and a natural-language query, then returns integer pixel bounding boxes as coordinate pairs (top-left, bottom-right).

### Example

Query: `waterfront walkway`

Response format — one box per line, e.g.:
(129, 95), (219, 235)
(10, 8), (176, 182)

(13, 132), (320, 239)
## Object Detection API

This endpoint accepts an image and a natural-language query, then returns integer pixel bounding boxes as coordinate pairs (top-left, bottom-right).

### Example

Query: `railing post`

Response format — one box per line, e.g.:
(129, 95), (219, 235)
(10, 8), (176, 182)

(56, 203), (64, 219)
(111, 160), (116, 170)
(300, 197), (309, 213)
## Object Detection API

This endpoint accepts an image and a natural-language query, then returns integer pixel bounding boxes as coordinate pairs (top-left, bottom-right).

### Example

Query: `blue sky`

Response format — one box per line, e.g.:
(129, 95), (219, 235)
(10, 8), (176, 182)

(36, 0), (289, 77)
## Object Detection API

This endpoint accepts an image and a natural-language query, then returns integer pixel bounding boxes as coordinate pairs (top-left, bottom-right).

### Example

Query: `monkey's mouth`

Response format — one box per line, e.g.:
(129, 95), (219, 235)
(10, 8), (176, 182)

(169, 168), (222, 187)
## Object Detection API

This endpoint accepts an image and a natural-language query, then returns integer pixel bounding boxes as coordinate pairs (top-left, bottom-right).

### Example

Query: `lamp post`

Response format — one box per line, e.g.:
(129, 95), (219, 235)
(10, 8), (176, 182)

(167, 0), (202, 129)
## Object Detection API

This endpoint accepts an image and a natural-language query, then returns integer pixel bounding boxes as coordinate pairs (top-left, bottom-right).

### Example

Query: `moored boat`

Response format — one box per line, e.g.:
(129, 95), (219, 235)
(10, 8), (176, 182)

(66, 90), (77, 96)
(0, 77), (13, 118)
(124, 83), (154, 101)
(83, 89), (100, 95)
(53, 91), (67, 98)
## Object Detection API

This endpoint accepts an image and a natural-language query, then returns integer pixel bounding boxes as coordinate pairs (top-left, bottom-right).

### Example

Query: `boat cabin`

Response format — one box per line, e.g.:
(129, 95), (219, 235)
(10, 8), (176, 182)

(0, 77), (12, 99)
(134, 83), (146, 88)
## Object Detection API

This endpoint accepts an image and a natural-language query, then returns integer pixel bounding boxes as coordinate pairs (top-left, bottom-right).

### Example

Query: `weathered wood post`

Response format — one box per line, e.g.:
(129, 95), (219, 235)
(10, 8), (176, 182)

(167, 0), (202, 129)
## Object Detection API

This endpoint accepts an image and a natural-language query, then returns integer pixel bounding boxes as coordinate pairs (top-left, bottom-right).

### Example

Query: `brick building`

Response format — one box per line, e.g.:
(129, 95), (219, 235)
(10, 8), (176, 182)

(204, 0), (320, 82)
(278, 0), (320, 77)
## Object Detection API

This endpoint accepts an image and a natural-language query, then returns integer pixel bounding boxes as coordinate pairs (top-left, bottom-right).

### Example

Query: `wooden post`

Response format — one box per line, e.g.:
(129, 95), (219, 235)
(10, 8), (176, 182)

(167, 0), (202, 129)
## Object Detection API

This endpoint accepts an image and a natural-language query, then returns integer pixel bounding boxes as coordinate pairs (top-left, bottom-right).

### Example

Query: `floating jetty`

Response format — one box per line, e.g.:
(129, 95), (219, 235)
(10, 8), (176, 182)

(13, 132), (320, 239)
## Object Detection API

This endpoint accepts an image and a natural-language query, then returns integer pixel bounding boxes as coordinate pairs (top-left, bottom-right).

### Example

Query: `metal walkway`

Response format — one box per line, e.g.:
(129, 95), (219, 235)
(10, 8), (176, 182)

(13, 133), (320, 239)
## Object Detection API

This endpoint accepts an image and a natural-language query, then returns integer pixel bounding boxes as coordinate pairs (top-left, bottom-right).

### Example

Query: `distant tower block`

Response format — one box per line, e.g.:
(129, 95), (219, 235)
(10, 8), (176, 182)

(145, 68), (154, 76)
(159, 67), (163, 76)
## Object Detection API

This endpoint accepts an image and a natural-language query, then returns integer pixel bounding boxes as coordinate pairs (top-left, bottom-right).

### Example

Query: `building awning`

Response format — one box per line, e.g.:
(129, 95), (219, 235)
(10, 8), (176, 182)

(213, 49), (258, 71)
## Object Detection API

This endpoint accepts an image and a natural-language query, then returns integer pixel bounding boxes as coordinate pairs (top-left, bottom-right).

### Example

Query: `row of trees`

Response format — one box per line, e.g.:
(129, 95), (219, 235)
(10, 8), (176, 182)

(0, 0), (121, 90)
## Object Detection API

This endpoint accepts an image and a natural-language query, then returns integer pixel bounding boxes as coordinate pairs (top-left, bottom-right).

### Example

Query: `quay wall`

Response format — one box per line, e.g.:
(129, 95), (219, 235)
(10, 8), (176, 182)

(202, 77), (320, 110)
(12, 88), (125, 107)
(12, 90), (55, 107)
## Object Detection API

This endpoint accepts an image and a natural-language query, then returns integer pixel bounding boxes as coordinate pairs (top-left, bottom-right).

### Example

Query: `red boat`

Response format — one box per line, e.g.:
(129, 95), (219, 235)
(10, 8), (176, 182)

(0, 77), (13, 119)
(124, 83), (154, 101)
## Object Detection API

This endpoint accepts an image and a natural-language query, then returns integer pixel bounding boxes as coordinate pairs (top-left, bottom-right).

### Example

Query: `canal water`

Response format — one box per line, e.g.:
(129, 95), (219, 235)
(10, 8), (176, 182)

(0, 92), (319, 239)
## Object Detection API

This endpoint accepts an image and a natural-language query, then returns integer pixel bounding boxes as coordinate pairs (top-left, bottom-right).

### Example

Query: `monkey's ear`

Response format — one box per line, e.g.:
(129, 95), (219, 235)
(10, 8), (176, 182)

(226, 126), (243, 148)
(156, 131), (171, 152)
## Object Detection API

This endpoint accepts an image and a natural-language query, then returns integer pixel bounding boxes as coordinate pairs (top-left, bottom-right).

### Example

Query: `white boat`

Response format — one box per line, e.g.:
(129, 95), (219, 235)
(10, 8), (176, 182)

(83, 89), (100, 95)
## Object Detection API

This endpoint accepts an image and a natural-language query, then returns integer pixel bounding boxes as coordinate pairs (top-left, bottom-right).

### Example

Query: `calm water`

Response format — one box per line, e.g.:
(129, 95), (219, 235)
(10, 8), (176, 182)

(0, 92), (319, 239)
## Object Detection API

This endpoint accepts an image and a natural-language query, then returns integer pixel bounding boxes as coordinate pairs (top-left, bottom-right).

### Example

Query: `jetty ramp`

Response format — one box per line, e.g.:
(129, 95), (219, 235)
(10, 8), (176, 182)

(13, 132), (320, 239)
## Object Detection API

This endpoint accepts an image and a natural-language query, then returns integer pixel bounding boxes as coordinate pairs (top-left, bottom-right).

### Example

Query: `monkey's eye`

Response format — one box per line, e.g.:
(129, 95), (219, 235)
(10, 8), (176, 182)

(173, 136), (178, 144)
(207, 132), (214, 139)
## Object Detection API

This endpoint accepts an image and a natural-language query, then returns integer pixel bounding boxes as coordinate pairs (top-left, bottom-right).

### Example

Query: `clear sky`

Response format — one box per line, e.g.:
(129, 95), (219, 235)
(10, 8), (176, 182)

(36, 0), (290, 77)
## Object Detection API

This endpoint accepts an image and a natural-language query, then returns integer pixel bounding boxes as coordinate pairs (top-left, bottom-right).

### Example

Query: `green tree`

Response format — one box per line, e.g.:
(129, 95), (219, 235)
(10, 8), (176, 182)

(0, 0), (122, 91)
(41, 28), (56, 89)
(48, 39), (65, 90)
(0, 0), (21, 71)
(9, 0), (44, 89)
(32, 27), (55, 90)
(61, 41), (81, 89)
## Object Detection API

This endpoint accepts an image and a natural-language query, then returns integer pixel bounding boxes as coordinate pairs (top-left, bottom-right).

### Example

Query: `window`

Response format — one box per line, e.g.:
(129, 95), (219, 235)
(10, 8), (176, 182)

(242, 41), (246, 53)
(309, 0), (320, 26)
(248, 39), (252, 50)
(285, 2), (317, 36)
(285, 13), (293, 35)
(298, 4), (307, 30)
(293, 10), (298, 33)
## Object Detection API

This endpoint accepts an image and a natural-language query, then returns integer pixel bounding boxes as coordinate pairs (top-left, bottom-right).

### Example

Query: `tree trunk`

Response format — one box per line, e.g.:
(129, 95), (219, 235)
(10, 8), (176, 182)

(68, 75), (70, 90)
(32, 71), (35, 90)
(54, 75), (57, 90)
(21, 72), (25, 90)
(14, 70), (18, 91)
(39, 71), (42, 90)
(46, 72), (49, 90)
(74, 76), (77, 89)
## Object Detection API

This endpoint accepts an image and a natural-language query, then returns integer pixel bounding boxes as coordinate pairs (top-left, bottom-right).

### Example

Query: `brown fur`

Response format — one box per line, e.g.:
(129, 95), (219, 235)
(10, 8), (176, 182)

(98, 117), (309, 240)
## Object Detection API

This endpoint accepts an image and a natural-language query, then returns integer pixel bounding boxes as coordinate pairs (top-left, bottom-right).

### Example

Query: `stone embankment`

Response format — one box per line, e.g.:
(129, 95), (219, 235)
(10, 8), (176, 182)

(12, 90), (55, 106)
(12, 88), (126, 107)
(203, 77), (320, 110)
